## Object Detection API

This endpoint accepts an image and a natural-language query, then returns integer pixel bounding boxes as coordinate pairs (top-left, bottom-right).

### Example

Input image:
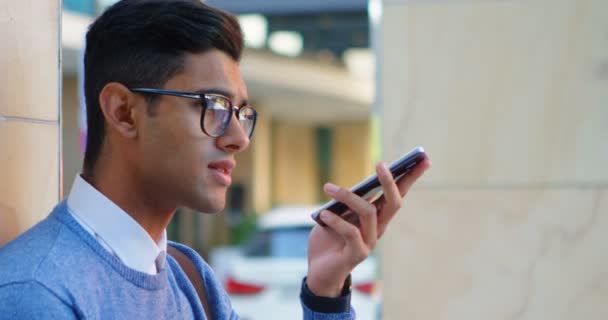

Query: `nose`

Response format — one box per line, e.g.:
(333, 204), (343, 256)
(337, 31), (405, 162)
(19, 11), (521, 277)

(216, 111), (250, 153)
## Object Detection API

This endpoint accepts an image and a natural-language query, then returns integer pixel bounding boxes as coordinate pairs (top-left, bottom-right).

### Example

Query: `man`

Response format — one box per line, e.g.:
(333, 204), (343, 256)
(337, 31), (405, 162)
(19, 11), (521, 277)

(0, 0), (430, 319)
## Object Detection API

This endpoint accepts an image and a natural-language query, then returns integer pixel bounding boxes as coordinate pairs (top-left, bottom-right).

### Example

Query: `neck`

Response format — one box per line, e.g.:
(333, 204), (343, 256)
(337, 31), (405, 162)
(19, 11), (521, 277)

(82, 163), (176, 243)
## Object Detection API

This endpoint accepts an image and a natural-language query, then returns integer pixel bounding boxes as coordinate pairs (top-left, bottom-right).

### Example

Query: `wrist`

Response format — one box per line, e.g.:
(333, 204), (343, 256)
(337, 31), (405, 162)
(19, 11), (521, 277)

(305, 274), (352, 298)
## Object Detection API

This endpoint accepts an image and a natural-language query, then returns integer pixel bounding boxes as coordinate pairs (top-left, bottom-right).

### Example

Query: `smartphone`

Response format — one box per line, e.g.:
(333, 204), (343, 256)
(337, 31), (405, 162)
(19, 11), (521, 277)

(311, 146), (427, 226)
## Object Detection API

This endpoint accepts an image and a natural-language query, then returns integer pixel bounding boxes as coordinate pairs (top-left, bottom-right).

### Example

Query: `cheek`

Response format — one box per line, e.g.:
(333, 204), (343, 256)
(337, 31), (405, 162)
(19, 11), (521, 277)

(160, 134), (217, 186)
(139, 110), (219, 188)
(179, 104), (205, 137)
(143, 109), (204, 156)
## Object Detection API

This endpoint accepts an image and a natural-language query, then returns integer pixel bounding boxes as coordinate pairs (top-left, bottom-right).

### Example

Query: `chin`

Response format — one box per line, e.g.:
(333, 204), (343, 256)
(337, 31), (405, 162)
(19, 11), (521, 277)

(182, 182), (228, 213)
(203, 203), (225, 214)
(189, 194), (226, 214)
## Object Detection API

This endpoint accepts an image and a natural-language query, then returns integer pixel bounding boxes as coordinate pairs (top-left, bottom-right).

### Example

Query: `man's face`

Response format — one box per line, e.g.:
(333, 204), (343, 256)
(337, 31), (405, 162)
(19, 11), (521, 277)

(134, 50), (250, 213)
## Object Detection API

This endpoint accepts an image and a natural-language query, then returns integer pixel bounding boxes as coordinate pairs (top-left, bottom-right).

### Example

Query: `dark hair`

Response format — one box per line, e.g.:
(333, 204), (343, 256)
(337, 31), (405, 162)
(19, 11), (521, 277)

(83, 0), (244, 174)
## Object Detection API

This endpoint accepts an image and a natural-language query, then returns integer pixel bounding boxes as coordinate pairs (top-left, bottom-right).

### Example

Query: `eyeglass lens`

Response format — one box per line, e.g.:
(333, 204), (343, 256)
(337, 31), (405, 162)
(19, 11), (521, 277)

(202, 96), (255, 137)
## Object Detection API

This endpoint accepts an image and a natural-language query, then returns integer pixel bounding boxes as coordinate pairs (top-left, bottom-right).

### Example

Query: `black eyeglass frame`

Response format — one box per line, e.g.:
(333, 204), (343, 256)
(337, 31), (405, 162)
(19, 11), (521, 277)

(129, 88), (257, 139)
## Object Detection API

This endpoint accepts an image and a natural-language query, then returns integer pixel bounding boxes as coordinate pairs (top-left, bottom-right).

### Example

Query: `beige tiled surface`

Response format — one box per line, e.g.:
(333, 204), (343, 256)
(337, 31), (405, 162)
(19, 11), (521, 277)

(0, 121), (59, 243)
(379, 0), (608, 186)
(0, 0), (59, 121)
(378, 0), (608, 319)
(381, 188), (608, 320)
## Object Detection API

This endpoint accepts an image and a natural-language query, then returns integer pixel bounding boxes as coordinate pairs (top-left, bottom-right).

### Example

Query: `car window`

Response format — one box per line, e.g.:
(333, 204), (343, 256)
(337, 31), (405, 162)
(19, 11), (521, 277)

(243, 226), (311, 258)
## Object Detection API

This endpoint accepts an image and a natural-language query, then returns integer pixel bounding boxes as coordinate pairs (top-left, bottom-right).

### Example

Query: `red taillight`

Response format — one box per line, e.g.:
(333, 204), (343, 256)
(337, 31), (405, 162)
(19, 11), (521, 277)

(354, 282), (376, 295)
(225, 277), (265, 295)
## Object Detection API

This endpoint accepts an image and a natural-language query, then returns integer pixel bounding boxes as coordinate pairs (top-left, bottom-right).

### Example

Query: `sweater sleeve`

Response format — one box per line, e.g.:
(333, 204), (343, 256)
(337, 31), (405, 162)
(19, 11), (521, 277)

(300, 277), (356, 320)
(0, 281), (77, 319)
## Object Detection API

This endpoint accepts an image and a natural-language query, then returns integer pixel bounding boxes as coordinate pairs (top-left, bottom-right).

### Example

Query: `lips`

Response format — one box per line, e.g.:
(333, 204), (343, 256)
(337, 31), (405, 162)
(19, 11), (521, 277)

(208, 160), (235, 174)
(208, 160), (235, 186)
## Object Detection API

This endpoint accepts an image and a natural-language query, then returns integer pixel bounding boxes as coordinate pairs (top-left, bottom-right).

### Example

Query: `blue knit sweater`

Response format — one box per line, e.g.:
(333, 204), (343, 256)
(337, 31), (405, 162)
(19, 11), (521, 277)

(0, 201), (355, 319)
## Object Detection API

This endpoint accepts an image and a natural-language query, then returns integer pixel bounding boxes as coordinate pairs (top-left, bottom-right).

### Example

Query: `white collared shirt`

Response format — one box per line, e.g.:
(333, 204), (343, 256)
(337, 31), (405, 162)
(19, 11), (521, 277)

(67, 175), (167, 275)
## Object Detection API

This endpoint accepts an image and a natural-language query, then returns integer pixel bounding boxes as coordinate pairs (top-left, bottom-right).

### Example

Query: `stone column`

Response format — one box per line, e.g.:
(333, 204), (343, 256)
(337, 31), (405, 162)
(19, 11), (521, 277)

(0, 1), (61, 245)
(376, 0), (608, 319)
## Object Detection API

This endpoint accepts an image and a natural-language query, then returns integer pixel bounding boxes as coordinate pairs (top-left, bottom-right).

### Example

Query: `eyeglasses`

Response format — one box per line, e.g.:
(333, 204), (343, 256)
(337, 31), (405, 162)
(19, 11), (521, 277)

(129, 88), (257, 139)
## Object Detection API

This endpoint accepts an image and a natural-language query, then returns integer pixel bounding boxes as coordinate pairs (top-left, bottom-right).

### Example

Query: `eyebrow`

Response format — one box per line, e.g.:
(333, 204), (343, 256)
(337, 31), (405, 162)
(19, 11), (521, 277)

(194, 87), (249, 107)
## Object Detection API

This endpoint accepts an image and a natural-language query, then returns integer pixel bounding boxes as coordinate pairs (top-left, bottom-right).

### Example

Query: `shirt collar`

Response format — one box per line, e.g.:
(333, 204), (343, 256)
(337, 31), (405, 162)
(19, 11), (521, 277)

(67, 175), (167, 274)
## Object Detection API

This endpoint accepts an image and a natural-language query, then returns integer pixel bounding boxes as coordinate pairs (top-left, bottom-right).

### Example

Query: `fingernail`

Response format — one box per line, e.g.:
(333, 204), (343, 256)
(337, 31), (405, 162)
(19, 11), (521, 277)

(380, 161), (390, 176)
(324, 183), (339, 194)
(320, 211), (327, 220)
(320, 211), (333, 221)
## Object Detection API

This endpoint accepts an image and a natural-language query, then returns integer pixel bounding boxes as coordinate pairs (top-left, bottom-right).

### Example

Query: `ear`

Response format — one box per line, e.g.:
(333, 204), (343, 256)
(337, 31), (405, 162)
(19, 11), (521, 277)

(98, 82), (138, 139)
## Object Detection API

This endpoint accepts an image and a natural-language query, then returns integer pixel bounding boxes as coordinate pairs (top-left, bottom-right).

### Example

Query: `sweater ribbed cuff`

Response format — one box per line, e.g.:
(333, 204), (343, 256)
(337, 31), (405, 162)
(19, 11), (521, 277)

(300, 276), (351, 314)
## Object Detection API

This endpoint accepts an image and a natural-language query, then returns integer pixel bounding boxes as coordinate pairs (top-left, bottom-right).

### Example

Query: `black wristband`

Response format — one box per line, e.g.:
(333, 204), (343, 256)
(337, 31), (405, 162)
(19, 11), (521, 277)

(300, 276), (352, 314)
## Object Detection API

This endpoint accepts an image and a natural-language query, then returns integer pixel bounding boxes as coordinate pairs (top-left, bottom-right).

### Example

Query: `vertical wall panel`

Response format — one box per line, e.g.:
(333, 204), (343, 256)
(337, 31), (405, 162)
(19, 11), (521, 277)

(0, 0), (60, 245)
(377, 0), (608, 319)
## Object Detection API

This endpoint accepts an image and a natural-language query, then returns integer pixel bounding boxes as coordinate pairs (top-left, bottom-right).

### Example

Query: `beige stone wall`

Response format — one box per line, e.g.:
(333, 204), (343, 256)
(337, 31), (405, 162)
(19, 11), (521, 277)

(0, 1), (60, 245)
(378, 0), (608, 319)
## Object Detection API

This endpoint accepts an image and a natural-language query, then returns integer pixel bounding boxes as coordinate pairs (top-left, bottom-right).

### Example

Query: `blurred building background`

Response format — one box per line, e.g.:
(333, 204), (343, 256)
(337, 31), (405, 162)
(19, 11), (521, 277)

(1, 0), (607, 319)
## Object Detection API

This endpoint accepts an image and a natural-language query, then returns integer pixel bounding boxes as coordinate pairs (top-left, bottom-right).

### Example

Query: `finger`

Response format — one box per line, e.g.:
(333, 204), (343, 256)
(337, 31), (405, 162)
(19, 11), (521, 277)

(376, 159), (431, 236)
(396, 158), (432, 197)
(375, 161), (402, 223)
(372, 195), (389, 237)
(319, 211), (370, 265)
(324, 183), (377, 249)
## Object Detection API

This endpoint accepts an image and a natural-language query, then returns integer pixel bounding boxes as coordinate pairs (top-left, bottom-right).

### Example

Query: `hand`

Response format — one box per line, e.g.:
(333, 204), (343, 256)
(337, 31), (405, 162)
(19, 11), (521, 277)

(306, 159), (431, 297)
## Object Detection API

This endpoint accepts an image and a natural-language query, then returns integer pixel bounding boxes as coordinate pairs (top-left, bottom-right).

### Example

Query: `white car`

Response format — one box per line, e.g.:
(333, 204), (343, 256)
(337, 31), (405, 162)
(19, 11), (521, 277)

(210, 206), (382, 320)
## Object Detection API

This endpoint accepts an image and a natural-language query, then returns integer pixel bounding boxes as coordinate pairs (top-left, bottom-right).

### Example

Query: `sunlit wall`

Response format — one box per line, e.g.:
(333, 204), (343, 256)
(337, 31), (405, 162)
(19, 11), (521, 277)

(0, 1), (61, 245)
(376, 0), (608, 319)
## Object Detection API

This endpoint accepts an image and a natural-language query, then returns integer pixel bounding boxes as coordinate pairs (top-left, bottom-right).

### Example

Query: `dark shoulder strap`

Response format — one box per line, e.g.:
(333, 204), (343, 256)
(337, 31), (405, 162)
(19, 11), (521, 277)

(167, 246), (212, 320)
